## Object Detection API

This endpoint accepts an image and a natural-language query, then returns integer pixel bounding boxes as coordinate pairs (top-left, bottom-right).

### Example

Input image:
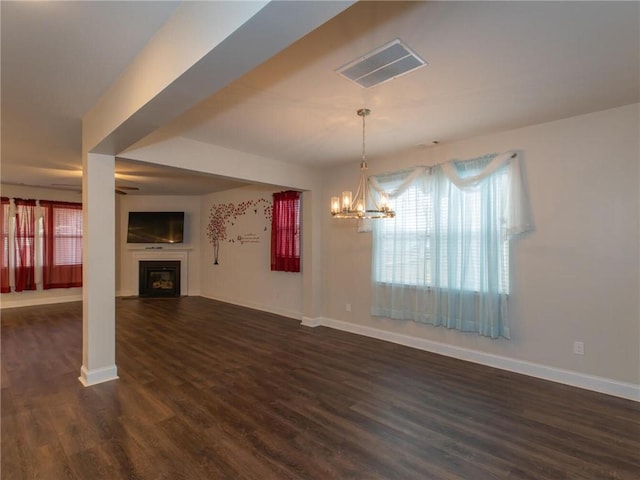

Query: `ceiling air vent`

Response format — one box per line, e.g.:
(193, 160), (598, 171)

(336, 39), (427, 88)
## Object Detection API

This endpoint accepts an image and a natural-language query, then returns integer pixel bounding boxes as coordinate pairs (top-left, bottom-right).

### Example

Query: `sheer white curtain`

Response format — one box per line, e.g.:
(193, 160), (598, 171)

(371, 152), (532, 339)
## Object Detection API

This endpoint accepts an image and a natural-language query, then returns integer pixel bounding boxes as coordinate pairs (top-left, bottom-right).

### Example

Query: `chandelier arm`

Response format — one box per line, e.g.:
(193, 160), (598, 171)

(366, 179), (380, 211)
(351, 175), (364, 211)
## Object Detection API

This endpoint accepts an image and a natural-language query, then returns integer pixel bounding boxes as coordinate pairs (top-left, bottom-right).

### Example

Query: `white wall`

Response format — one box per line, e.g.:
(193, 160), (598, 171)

(117, 195), (201, 296)
(0, 185), (84, 308)
(200, 184), (303, 319)
(123, 136), (320, 192)
(123, 136), (323, 321)
(322, 104), (639, 392)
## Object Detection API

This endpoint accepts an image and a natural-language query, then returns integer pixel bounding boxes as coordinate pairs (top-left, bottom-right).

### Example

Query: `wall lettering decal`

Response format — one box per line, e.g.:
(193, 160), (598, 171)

(237, 233), (261, 244)
(207, 198), (272, 264)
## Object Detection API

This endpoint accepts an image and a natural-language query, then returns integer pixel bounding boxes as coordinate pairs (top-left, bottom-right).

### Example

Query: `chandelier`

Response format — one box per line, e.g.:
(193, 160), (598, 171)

(330, 109), (395, 219)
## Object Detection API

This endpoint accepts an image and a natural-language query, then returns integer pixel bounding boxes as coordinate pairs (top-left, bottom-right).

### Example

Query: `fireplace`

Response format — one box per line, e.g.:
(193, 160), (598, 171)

(139, 261), (181, 297)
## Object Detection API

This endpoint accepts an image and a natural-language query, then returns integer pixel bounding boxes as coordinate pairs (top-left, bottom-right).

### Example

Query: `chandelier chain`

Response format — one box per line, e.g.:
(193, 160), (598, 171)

(362, 110), (366, 161)
(357, 108), (370, 164)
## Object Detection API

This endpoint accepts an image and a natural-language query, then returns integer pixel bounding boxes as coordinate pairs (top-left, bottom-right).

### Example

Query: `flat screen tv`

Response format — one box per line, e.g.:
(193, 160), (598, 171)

(127, 211), (185, 244)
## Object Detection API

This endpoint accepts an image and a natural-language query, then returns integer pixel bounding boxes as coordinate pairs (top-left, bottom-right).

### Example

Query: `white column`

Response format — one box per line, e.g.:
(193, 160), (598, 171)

(301, 189), (323, 327)
(79, 152), (118, 386)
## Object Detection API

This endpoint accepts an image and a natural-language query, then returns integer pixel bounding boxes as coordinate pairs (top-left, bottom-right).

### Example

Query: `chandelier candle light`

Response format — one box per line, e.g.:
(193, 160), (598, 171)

(330, 109), (395, 219)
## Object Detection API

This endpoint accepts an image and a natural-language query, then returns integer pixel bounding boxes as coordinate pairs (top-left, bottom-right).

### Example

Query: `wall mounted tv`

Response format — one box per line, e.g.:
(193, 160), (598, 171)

(127, 211), (185, 244)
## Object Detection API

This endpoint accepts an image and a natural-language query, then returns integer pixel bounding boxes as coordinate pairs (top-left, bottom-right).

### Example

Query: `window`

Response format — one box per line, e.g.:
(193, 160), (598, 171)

(0, 198), (83, 293)
(41, 201), (83, 289)
(371, 152), (532, 339)
(271, 190), (301, 272)
(375, 172), (510, 293)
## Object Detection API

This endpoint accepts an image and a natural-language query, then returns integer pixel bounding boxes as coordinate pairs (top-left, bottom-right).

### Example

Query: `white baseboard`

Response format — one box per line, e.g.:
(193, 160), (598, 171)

(79, 364), (119, 387)
(310, 316), (640, 402)
(1, 292), (82, 309)
(200, 293), (302, 321)
(116, 290), (199, 298)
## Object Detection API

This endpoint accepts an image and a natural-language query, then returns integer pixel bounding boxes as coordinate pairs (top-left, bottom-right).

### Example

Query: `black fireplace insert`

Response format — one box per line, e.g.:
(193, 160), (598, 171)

(139, 261), (181, 297)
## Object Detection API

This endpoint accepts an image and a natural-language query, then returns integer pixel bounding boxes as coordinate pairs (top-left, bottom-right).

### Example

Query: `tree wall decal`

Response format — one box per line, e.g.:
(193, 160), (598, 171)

(206, 198), (272, 264)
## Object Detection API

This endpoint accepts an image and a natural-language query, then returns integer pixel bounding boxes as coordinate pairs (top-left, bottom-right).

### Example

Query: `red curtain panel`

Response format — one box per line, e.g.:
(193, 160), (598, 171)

(271, 191), (301, 272)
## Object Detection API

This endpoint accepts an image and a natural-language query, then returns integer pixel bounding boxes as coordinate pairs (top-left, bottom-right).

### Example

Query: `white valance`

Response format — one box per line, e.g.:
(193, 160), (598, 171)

(370, 151), (533, 237)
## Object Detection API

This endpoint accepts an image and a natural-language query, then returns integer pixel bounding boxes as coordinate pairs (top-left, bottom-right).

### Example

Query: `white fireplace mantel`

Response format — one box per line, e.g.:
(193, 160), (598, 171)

(129, 248), (191, 296)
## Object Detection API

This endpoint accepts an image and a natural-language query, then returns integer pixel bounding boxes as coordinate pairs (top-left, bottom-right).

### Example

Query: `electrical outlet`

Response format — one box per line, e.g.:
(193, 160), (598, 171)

(573, 341), (584, 355)
(346, 303), (351, 312)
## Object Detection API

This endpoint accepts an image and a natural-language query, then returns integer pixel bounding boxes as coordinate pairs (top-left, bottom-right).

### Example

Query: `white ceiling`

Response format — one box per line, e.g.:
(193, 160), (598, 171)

(2, 1), (639, 196)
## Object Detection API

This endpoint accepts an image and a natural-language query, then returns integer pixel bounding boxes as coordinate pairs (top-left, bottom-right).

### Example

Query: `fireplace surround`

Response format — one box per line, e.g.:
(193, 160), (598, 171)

(129, 248), (190, 297)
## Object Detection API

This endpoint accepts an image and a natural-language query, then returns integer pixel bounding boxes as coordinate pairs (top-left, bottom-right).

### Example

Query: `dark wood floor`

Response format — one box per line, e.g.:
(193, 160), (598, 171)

(1, 297), (639, 479)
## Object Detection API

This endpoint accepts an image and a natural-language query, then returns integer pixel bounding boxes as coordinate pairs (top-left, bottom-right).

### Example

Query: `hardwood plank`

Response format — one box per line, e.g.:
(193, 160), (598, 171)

(2, 297), (639, 479)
